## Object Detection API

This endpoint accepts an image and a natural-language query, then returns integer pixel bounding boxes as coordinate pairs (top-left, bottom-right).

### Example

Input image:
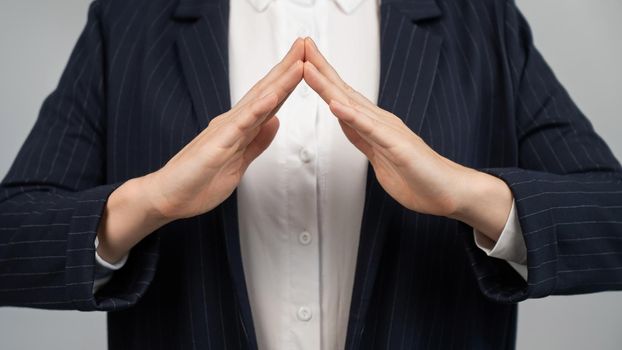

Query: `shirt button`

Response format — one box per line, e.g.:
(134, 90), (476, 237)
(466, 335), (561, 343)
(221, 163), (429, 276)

(297, 306), (312, 321)
(299, 231), (312, 245)
(299, 148), (313, 163)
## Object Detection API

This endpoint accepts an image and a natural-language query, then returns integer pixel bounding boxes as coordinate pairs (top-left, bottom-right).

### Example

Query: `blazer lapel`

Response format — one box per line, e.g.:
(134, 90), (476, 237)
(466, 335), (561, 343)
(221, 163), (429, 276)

(173, 2), (259, 349)
(174, 0), (231, 130)
(345, 0), (443, 348)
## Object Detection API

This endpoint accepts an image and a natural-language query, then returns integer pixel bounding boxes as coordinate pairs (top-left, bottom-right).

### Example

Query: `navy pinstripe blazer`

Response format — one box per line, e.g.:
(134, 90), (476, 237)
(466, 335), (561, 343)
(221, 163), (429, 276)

(2, 0), (622, 348)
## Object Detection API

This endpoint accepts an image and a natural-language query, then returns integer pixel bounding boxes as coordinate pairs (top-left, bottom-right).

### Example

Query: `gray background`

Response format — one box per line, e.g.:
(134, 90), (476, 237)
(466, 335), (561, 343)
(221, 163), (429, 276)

(1, 0), (621, 349)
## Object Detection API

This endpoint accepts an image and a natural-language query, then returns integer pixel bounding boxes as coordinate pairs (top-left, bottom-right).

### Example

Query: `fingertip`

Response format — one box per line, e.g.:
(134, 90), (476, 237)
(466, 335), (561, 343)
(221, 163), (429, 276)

(302, 61), (311, 76)
(304, 39), (316, 61)
(288, 60), (304, 80)
(303, 60), (317, 73)
(292, 37), (303, 48)
(302, 61), (320, 86)
(305, 36), (317, 50)
(260, 115), (281, 143)
(305, 37), (325, 65)
(286, 37), (305, 61)
(267, 114), (280, 127)
(296, 38), (306, 51)
(329, 100), (356, 122)
(287, 59), (303, 71)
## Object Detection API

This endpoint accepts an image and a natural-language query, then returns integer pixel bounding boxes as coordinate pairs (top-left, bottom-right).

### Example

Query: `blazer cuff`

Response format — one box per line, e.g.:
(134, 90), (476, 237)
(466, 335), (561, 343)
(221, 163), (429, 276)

(465, 167), (565, 304)
(65, 182), (160, 311)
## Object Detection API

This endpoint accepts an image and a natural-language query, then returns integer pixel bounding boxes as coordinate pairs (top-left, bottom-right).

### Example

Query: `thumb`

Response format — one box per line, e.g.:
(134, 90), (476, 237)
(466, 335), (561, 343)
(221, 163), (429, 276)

(240, 116), (280, 171)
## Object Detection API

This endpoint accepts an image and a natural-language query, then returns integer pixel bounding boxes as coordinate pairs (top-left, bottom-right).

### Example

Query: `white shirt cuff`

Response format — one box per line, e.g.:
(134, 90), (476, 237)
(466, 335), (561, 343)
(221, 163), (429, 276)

(473, 200), (528, 281)
(93, 236), (129, 293)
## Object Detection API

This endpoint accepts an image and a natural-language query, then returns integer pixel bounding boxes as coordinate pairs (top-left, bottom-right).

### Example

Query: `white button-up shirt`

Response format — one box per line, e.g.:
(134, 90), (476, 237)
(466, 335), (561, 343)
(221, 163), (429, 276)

(94, 0), (528, 348)
(229, 0), (528, 349)
(230, 0), (378, 348)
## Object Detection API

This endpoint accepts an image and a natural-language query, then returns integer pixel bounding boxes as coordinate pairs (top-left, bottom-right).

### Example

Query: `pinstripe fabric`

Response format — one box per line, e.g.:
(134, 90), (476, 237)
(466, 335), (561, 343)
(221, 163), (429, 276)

(1, 0), (621, 349)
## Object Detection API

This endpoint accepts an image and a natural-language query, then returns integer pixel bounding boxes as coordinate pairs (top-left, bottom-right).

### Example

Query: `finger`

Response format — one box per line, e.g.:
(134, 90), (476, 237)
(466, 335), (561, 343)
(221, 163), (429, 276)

(235, 60), (303, 130)
(234, 38), (305, 109)
(304, 38), (398, 120)
(304, 60), (390, 127)
(303, 60), (379, 120)
(337, 119), (374, 159)
(303, 61), (351, 107)
(220, 91), (279, 149)
(304, 60), (384, 126)
(329, 99), (396, 149)
(212, 58), (300, 154)
(304, 60), (410, 137)
(241, 116), (280, 171)
(304, 37), (344, 87)
(304, 38), (379, 107)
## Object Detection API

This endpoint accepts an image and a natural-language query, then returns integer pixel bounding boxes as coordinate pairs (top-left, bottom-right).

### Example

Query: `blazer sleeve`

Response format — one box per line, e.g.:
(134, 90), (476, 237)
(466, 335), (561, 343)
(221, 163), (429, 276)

(0, 0), (159, 311)
(465, 0), (622, 303)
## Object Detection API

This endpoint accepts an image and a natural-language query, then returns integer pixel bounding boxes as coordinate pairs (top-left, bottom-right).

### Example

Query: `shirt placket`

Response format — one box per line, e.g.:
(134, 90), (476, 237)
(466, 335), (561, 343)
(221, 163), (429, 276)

(276, 2), (322, 348)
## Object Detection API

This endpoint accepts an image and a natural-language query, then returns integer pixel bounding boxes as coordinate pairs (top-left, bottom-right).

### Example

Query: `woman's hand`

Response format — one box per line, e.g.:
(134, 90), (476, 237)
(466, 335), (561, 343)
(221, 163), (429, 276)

(302, 37), (513, 240)
(96, 39), (305, 263)
(146, 41), (304, 220)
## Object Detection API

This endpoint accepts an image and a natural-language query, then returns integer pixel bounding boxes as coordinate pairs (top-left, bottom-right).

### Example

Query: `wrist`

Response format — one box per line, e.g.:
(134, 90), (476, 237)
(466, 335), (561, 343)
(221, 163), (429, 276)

(140, 171), (183, 223)
(96, 176), (170, 263)
(449, 169), (513, 241)
(135, 173), (178, 223)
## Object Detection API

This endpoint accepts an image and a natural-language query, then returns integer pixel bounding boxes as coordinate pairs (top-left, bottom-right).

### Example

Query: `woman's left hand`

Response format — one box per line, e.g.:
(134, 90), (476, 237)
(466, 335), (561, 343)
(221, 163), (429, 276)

(302, 38), (513, 240)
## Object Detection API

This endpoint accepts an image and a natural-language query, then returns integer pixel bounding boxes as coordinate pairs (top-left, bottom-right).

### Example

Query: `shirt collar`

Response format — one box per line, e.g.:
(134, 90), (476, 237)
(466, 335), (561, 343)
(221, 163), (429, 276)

(246, 0), (367, 15)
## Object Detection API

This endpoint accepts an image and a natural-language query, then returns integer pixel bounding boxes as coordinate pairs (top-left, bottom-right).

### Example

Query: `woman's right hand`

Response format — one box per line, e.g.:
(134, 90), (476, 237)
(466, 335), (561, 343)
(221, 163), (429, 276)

(96, 39), (305, 263)
(146, 39), (304, 221)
